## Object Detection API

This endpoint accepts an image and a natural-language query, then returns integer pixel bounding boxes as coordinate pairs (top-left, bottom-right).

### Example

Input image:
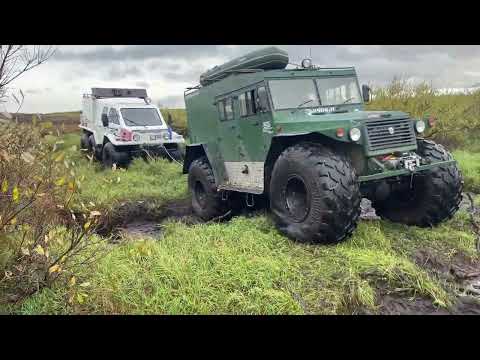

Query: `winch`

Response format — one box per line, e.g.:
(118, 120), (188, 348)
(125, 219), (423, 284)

(379, 153), (422, 172)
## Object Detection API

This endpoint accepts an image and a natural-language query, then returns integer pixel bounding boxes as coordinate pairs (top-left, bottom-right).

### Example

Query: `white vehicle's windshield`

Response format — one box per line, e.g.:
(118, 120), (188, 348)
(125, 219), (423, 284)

(268, 77), (362, 110)
(120, 108), (163, 127)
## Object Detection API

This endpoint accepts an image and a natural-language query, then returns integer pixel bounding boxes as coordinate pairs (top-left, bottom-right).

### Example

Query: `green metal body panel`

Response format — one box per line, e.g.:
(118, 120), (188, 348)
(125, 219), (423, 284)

(184, 65), (444, 193)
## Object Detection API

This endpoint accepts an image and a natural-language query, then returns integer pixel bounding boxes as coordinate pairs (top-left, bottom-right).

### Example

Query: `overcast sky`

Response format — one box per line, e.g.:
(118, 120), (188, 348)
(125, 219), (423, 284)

(4, 45), (480, 113)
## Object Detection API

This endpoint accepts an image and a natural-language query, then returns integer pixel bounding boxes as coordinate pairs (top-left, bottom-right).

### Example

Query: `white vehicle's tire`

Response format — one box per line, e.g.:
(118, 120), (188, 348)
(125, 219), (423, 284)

(88, 135), (102, 161)
(102, 142), (131, 169)
(80, 133), (91, 151)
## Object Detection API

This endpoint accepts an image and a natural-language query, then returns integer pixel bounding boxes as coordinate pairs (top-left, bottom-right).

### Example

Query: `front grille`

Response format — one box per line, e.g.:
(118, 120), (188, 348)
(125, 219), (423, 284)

(133, 129), (163, 134)
(365, 118), (417, 153)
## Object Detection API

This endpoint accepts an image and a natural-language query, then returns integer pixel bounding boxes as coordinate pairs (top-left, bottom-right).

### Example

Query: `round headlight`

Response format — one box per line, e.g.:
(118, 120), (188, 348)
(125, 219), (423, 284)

(301, 58), (312, 69)
(349, 128), (362, 141)
(415, 120), (426, 133)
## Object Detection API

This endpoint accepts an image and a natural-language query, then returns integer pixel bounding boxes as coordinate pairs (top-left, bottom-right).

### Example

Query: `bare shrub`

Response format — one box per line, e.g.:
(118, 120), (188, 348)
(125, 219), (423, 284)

(0, 123), (104, 303)
(0, 46), (55, 100)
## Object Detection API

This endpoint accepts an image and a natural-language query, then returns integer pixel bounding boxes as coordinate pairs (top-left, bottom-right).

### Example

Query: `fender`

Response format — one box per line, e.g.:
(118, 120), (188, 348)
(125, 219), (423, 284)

(183, 143), (207, 174)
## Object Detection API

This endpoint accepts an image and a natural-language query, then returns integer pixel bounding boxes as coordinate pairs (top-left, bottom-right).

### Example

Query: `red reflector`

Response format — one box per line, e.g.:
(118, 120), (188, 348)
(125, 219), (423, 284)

(118, 128), (133, 141)
(336, 128), (345, 137)
(428, 116), (436, 127)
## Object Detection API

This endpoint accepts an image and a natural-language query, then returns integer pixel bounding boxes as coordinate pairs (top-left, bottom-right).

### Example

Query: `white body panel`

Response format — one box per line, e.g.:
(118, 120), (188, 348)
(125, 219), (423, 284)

(80, 96), (184, 147)
(221, 162), (264, 193)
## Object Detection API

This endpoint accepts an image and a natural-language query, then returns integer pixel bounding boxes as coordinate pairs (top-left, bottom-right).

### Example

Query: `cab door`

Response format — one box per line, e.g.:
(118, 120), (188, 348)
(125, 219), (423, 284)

(216, 84), (273, 193)
(217, 97), (241, 162)
(107, 107), (121, 138)
(237, 84), (273, 163)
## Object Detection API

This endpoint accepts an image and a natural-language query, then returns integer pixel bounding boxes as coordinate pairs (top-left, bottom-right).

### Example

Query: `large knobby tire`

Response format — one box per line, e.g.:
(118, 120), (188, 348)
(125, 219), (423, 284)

(88, 135), (102, 161)
(80, 133), (91, 151)
(372, 139), (463, 227)
(188, 157), (230, 221)
(102, 142), (131, 169)
(269, 143), (361, 244)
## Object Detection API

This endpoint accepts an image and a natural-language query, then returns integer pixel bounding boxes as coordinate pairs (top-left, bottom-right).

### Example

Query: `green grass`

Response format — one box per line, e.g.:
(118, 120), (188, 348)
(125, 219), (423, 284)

(18, 211), (479, 315)
(10, 123), (480, 315)
(50, 133), (188, 213)
(160, 109), (187, 136)
(453, 150), (480, 193)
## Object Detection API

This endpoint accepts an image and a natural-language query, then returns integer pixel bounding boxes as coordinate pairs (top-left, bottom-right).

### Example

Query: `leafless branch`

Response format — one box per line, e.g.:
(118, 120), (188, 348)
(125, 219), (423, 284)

(0, 45), (56, 102)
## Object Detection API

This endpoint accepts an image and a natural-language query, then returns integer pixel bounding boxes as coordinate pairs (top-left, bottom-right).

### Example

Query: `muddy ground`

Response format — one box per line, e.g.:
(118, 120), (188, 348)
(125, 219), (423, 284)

(95, 195), (480, 315)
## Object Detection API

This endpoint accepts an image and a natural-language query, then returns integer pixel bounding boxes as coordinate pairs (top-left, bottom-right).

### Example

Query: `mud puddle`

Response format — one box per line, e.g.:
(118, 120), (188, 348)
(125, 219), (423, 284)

(102, 197), (420, 240)
(360, 249), (480, 315)
(97, 198), (200, 240)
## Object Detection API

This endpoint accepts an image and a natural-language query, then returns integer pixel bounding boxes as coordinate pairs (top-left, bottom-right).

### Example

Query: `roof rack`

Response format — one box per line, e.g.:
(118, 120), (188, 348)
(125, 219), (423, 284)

(90, 88), (148, 99)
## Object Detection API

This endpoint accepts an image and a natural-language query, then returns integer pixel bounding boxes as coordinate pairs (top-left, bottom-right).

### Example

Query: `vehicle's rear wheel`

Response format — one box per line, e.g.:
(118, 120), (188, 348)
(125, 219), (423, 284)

(88, 135), (102, 161)
(188, 157), (231, 220)
(102, 142), (131, 169)
(372, 139), (463, 226)
(80, 133), (91, 151)
(269, 143), (361, 244)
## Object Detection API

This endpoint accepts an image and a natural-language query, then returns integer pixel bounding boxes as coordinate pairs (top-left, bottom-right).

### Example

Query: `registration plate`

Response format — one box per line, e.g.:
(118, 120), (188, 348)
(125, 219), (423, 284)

(150, 135), (164, 141)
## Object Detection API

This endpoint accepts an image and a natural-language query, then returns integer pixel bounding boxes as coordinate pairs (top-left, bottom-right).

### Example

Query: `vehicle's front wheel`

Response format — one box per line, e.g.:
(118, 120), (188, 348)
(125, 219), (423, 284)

(80, 133), (91, 152)
(372, 139), (463, 226)
(188, 157), (230, 220)
(269, 143), (361, 244)
(102, 142), (131, 169)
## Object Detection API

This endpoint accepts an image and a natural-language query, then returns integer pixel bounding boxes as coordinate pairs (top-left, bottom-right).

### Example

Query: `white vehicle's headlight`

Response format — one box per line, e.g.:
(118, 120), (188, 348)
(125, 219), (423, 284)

(415, 120), (426, 133)
(349, 128), (362, 141)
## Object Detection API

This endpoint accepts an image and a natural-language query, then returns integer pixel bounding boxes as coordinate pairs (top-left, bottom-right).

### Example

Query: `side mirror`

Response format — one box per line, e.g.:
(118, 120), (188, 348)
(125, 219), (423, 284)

(362, 85), (371, 103)
(101, 113), (109, 127)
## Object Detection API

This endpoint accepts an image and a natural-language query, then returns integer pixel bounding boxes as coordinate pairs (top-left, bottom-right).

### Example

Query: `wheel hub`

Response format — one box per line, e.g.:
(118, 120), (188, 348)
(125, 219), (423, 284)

(285, 176), (309, 222)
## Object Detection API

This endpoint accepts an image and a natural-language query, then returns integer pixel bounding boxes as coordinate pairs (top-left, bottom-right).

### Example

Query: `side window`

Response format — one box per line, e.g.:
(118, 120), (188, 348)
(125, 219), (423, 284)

(217, 100), (226, 121)
(108, 108), (120, 125)
(245, 89), (257, 116)
(218, 98), (234, 121)
(225, 98), (234, 120)
(239, 93), (248, 117)
(257, 86), (270, 112)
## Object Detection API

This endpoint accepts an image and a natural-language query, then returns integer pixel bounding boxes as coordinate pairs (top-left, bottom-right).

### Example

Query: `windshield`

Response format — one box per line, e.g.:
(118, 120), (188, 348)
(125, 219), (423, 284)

(268, 77), (362, 110)
(120, 108), (163, 127)
(315, 77), (361, 106)
(269, 79), (320, 110)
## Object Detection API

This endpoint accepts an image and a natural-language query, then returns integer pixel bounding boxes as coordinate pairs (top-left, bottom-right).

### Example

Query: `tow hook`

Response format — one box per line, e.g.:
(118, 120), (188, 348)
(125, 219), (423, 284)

(246, 193), (255, 208)
(221, 190), (229, 201)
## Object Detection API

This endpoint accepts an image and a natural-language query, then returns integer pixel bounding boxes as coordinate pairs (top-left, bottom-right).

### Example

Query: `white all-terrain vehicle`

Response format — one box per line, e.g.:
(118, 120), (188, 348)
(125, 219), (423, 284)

(79, 88), (185, 167)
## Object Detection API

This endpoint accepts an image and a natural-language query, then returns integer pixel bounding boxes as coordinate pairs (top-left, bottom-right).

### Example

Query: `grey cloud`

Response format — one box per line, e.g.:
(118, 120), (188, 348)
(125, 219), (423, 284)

(25, 89), (42, 94)
(135, 81), (150, 88)
(17, 45), (480, 113)
(106, 65), (142, 80)
(54, 45), (225, 62)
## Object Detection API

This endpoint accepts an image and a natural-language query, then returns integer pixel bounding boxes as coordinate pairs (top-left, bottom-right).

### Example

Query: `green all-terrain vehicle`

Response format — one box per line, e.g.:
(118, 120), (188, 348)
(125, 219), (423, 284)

(183, 46), (463, 244)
